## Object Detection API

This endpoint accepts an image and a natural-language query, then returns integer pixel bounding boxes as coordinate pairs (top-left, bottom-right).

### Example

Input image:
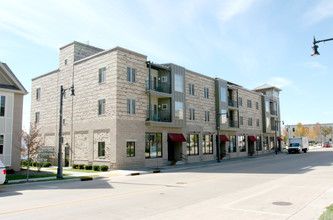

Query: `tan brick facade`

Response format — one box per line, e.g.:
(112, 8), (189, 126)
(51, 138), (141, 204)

(30, 41), (282, 169)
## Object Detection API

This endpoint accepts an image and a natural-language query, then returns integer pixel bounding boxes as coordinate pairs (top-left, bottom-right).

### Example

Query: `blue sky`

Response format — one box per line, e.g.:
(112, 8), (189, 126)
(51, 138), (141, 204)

(1, 0), (333, 130)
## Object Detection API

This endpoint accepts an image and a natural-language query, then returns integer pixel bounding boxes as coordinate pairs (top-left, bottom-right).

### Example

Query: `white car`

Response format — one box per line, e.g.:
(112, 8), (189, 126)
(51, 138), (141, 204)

(0, 159), (6, 185)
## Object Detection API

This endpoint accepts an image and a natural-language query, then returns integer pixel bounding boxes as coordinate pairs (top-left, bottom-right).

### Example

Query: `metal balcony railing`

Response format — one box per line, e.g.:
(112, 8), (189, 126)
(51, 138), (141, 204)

(228, 99), (238, 108)
(229, 120), (239, 128)
(270, 110), (277, 115)
(146, 110), (171, 122)
(146, 80), (171, 94)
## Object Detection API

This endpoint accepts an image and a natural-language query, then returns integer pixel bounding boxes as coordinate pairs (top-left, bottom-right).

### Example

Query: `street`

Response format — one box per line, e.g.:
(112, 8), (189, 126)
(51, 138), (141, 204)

(1, 148), (333, 220)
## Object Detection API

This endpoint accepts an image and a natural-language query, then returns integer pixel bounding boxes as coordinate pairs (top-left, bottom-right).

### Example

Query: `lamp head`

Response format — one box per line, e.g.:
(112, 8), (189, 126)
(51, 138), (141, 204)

(311, 44), (320, 56)
(71, 86), (75, 96)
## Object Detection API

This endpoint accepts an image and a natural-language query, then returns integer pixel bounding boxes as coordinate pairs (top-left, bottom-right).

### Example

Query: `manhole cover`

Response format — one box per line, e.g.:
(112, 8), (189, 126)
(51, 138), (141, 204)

(272, 201), (292, 206)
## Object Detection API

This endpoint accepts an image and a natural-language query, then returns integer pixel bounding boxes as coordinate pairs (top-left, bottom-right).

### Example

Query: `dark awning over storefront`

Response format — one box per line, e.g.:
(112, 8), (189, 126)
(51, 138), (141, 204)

(168, 133), (186, 142)
(218, 135), (229, 142)
(277, 137), (283, 141)
(248, 136), (257, 142)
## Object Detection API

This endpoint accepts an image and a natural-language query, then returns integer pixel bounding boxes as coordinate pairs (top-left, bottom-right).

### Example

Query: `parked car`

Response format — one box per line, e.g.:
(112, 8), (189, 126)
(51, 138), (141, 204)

(323, 142), (332, 148)
(0, 159), (6, 185)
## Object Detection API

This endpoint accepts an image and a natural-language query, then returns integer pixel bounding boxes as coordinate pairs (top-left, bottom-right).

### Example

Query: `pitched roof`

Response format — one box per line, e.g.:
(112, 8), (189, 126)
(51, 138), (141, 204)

(0, 62), (28, 94)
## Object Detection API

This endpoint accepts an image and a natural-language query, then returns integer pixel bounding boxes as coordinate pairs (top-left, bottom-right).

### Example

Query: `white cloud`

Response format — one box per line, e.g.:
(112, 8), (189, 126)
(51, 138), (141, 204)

(217, 0), (255, 22)
(267, 77), (292, 88)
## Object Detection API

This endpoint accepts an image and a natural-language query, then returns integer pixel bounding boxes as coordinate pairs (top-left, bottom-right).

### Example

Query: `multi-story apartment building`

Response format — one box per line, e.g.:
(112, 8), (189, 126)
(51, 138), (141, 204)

(30, 41), (282, 169)
(0, 61), (27, 171)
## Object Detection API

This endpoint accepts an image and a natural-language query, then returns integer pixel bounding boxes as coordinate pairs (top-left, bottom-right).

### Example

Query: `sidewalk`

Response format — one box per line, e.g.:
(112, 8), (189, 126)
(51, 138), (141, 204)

(8, 151), (286, 184)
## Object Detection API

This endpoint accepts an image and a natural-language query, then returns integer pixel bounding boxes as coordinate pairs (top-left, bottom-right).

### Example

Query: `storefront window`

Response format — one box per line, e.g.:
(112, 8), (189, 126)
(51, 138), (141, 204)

(145, 133), (162, 158)
(228, 136), (236, 153)
(202, 134), (213, 154)
(238, 135), (246, 152)
(186, 134), (199, 155)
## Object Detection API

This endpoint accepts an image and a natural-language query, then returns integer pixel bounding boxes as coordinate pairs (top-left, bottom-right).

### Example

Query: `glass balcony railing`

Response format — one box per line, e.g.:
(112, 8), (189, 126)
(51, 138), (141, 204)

(228, 99), (238, 108)
(229, 120), (239, 128)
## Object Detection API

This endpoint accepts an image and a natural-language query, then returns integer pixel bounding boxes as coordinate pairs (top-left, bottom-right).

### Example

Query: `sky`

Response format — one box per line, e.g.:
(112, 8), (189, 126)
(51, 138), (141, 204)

(1, 0), (333, 130)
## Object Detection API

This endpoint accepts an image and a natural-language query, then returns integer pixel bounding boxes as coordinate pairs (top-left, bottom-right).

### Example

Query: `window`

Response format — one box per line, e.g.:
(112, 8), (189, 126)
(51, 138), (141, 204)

(145, 133), (162, 158)
(186, 134), (199, 155)
(240, 116), (243, 125)
(204, 88), (209, 99)
(126, 141), (135, 157)
(175, 102), (183, 120)
(64, 59), (68, 65)
(189, 83), (194, 95)
(98, 142), (105, 157)
(238, 135), (246, 152)
(162, 104), (168, 110)
(228, 136), (236, 153)
(256, 102), (259, 110)
(263, 137), (268, 150)
(127, 99), (135, 114)
(266, 117), (270, 129)
(189, 108), (195, 120)
(127, 67), (135, 82)
(202, 134), (213, 154)
(175, 74), (184, 92)
(98, 99), (106, 115)
(292, 128), (295, 132)
(36, 88), (41, 100)
(270, 137), (274, 150)
(256, 136), (262, 151)
(99, 67), (106, 83)
(265, 101), (269, 113)
(205, 111), (210, 122)
(35, 112), (40, 124)
(239, 97), (242, 106)
(220, 87), (227, 102)
(63, 119), (66, 125)
(0, 135), (3, 154)
(0, 96), (5, 116)
(162, 76), (168, 82)
(247, 99), (252, 108)
(221, 110), (227, 124)
(256, 119), (260, 127)
(248, 118), (253, 126)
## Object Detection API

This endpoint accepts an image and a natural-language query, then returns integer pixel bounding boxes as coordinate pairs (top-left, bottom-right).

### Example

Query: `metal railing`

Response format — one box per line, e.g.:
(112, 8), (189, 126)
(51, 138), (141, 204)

(228, 99), (238, 107)
(270, 110), (277, 115)
(229, 120), (239, 128)
(146, 110), (171, 122)
(146, 80), (171, 94)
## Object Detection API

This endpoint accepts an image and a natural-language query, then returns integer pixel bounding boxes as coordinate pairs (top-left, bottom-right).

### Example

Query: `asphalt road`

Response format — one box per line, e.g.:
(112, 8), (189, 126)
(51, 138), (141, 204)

(1, 148), (333, 220)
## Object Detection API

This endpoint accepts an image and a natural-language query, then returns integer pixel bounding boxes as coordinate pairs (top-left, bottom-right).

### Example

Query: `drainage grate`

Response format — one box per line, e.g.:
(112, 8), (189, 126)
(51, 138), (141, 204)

(272, 201), (292, 206)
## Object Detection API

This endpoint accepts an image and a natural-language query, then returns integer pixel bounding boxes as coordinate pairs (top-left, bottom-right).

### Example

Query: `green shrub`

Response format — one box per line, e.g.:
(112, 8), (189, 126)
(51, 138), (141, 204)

(21, 160), (28, 167)
(85, 165), (93, 170)
(42, 162), (52, 167)
(78, 164), (85, 169)
(93, 165), (100, 171)
(72, 164), (78, 169)
(100, 165), (109, 172)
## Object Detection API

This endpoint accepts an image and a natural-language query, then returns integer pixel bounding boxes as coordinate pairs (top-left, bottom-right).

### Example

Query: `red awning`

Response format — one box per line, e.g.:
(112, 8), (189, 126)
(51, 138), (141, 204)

(168, 133), (186, 142)
(218, 135), (229, 142)
(248, 136), (257, 142)
(277, 137), (283, 141)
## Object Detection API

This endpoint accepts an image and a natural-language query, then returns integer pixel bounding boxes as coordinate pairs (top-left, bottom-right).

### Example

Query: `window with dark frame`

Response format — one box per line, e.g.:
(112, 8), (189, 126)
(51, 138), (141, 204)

(0, 135), (3, 154)
(126, 141), (135, 157)
(205, 111), (210, 122)
(127, 67), (136, 82)
(145, 133), (162, 158)
(204, 88), (209, 98)
(189, 83), (194, 95)
(35, 112), (40, 123)
(127, 99), (136, 115)
(256, 102), (259, 110)
(36, 88), (41, 100)
(239, 97), (242, 106)
(98, 99), (106, 115)
(256, 119), (260, 127)
(248, 118), (253, 126)
(247, 99), (252, 108)
(186, 134), (199, 155)
(240, 116), (243, 125)
(0, 96), (5, 117)
(99, 67), (106, 83)
(189, 108), (195, 120)
(202, 134), (213, 154)
(98, 142), (105, 157)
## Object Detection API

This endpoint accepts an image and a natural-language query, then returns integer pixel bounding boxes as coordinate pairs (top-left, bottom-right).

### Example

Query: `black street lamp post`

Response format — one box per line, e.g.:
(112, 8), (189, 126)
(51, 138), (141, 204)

(311, 36), (333, 56)
(57, 85), (75, 179)
(274, 120), (284, 155)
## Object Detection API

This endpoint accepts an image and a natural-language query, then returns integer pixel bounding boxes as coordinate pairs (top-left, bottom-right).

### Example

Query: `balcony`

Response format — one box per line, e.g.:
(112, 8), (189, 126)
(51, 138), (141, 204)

(146, 80), (171, 94)
(270, 110), (277, 116)
(146, 110), (171, 123)
(228, 99), (238, 108)
(229, 120), (239, 128)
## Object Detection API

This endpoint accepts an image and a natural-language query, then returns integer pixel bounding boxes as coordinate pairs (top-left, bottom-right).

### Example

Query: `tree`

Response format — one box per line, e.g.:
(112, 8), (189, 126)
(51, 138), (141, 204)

(22, 123), (44, 163)
(295, 123), (307, 137)
(321, 126), (332, 141)
(282, 126), (288, 142)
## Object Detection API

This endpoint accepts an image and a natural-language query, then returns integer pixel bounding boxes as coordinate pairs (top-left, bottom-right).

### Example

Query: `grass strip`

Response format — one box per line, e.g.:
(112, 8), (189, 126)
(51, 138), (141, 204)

(319, 204), (333, 220)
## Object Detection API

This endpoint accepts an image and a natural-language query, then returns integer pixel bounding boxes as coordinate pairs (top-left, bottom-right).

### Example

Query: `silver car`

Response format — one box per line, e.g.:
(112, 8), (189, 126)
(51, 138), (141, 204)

(0, 159), (6, 185)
